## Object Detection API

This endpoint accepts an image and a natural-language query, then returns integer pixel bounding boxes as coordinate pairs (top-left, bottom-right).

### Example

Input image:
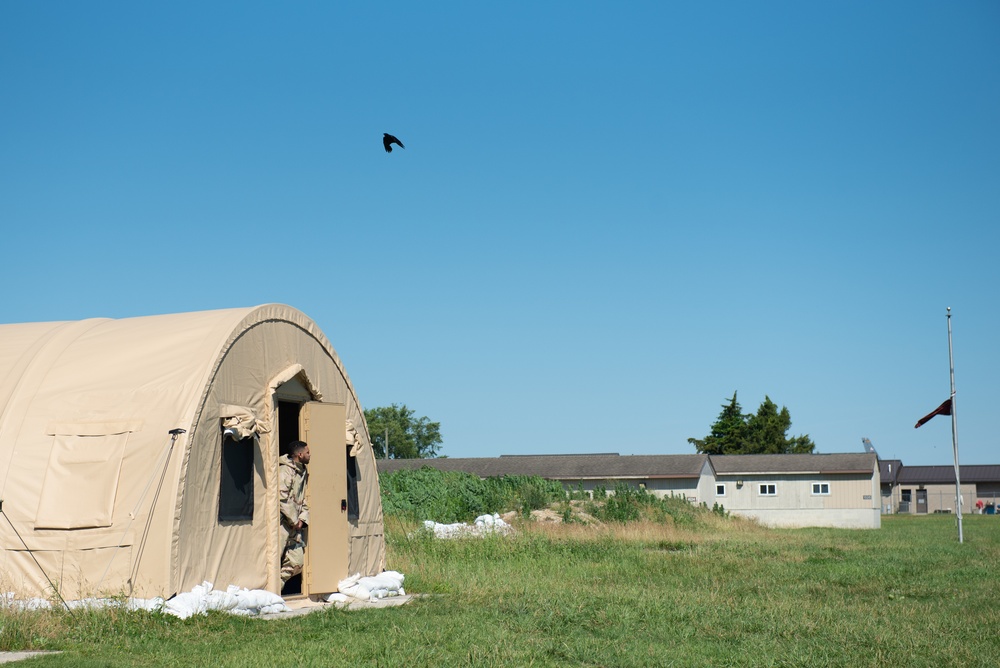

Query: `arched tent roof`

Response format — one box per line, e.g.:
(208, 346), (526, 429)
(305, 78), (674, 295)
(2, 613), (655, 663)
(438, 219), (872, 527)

(0, 305), (384, 599)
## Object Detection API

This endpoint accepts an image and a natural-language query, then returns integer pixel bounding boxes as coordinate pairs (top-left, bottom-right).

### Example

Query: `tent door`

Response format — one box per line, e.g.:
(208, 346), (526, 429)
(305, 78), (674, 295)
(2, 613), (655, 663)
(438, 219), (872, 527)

(298, 401), (349, 596)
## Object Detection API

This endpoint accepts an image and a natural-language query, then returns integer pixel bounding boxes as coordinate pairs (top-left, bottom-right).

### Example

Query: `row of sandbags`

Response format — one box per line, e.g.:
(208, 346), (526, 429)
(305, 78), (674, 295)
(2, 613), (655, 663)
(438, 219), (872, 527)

(1, 582), (288, 619)
(422, 513), (513, 538)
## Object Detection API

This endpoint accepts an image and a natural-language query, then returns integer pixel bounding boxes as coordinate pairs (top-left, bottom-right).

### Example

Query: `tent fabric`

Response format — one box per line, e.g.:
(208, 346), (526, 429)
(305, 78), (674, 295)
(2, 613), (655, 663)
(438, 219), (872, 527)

(346, 420), (363, 458)
(220, 405), (263, 439)
(0, 304), (385, 599)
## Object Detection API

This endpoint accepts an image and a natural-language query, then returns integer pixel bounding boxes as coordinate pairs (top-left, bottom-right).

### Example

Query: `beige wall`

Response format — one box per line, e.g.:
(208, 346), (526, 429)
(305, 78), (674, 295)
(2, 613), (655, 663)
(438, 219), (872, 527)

(714, 472), (880, 529)
(889, 483), (977, 514)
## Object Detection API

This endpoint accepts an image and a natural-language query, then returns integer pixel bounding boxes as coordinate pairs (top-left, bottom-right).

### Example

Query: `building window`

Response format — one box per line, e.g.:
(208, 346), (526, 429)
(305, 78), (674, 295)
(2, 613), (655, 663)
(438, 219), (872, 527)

(758, 483), (777, 496)
(716, 484), (726, 497)
(812, 482), (831, 495)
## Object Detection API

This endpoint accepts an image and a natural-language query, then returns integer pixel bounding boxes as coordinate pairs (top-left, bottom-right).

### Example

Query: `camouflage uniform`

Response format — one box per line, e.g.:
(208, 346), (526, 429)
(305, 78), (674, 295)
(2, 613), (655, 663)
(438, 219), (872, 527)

(279, 453), (310, 584)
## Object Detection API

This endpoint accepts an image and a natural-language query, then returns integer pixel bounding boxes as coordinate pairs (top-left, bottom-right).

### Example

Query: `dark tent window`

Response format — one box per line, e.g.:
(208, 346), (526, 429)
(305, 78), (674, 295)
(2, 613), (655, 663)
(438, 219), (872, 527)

(219, 432), (254, 521)
(346, 451), (359, 522)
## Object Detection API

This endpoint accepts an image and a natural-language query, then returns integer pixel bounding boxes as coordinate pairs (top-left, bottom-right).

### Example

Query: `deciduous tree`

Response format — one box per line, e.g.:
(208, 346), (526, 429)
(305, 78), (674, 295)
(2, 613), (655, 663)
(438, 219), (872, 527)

(365, 404), (442, 459)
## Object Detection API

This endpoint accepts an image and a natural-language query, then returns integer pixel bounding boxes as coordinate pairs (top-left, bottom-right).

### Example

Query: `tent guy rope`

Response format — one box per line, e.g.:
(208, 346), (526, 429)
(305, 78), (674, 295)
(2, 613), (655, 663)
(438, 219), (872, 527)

(128, 428), (185, 597)
(0, 499), (74, 615)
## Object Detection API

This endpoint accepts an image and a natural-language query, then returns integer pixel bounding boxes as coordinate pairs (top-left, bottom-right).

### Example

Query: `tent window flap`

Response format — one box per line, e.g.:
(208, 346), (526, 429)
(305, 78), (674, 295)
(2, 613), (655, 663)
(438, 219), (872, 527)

(35, 431), (130, 530)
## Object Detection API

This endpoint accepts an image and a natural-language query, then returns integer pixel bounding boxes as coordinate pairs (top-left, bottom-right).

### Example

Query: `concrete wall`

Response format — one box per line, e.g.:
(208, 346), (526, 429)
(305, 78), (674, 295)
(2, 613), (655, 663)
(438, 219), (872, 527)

(729, 508), (881, 529)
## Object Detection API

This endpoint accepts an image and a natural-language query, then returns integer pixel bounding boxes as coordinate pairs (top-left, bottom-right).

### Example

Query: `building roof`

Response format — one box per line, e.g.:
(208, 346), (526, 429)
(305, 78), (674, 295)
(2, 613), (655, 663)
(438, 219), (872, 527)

(378, 452), (885, 480)
(896, 464), (1000, 485)
(377, 453), (710, 480)
(378, 451), (1000, 489)
(709, 453), (878, 475)
(879, 459), (903, 485)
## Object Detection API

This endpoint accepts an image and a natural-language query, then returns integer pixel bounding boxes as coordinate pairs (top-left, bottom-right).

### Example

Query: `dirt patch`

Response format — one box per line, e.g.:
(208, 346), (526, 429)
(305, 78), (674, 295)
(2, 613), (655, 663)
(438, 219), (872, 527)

(502, 502), (601, 526)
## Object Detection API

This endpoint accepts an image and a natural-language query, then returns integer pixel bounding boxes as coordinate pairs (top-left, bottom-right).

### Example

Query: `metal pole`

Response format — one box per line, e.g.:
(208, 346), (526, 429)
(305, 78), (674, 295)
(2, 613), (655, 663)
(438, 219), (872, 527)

(947, 307), (963, 543)
(385, 427), (389, 460)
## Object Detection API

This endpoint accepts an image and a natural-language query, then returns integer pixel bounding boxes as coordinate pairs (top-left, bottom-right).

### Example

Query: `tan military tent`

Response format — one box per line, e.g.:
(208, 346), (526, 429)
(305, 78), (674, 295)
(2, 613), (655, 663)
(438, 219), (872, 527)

(0, 304), (385, 600)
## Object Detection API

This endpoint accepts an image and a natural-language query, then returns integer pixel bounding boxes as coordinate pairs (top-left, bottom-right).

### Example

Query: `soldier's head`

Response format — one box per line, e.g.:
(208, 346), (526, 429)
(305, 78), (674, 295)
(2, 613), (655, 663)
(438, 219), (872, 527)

(289, 440), (311, 465)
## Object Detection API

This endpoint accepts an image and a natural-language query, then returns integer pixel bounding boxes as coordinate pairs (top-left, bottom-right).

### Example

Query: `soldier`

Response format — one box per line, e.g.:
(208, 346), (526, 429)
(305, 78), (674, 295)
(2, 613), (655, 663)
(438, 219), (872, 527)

(279, 440), (310, 585)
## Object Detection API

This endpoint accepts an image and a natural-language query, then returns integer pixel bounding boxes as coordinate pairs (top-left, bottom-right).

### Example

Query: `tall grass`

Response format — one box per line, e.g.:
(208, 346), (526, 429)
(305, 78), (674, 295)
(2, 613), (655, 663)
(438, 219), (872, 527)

(3, 515), (999, 666)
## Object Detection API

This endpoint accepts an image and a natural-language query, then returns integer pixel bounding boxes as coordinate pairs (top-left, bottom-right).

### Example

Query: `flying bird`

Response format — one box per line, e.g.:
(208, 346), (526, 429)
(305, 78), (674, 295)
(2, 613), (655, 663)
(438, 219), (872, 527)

(383, 133), (405, 153)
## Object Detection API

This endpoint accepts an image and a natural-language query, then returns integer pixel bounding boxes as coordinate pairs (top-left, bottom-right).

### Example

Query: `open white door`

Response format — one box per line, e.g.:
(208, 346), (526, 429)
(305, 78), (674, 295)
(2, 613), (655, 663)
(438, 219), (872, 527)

(299, 402), (349, 595)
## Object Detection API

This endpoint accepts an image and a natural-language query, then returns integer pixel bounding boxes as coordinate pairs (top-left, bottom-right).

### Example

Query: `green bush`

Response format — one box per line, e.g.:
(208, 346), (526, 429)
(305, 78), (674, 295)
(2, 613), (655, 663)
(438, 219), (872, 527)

(595, 482), (647, 522)
(591, 483), (706, 525)
(380, 467), (564, 523)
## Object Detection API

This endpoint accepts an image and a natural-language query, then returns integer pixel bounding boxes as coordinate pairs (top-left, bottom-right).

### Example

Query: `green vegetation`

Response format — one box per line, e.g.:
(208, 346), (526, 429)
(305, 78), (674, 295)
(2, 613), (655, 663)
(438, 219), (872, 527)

(365, 404), (443, 459)
(380, 466), (564, 522)
(689, 391), (816, 455)
(587, 482), (706, 525)
(3, 515), (999, 666)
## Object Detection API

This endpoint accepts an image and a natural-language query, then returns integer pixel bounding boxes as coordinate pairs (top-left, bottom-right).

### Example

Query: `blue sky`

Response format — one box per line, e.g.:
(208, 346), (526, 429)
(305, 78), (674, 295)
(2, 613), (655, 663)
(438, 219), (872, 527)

(2, 2), (997, 465)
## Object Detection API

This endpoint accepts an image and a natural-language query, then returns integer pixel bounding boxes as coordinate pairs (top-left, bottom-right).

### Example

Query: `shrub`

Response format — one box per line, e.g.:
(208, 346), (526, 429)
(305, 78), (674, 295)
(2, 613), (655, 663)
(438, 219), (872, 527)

(559, 500), (580, 524)
(380, 467), (563, 523)
(595, 483), (648, 522)
(590, 484), (707, 525)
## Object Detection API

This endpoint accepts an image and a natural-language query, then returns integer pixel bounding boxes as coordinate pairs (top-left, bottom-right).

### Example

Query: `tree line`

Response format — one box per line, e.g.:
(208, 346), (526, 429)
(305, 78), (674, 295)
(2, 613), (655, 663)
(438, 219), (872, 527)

(365, 391), (814, 459)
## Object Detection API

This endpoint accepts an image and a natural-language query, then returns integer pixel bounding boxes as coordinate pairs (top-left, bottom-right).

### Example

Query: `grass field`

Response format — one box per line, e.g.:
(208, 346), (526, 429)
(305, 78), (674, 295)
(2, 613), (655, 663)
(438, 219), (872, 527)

(2, 513), (999, 667)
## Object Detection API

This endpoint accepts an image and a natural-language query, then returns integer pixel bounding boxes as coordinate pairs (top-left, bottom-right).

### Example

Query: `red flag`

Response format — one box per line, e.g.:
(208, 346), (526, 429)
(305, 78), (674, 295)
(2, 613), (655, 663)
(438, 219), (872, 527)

(914, 398), (952, 428)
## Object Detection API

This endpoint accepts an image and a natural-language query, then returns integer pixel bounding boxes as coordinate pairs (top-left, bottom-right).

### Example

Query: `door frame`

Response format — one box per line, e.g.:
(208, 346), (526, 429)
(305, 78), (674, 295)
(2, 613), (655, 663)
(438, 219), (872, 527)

(916, 488), (928, 514)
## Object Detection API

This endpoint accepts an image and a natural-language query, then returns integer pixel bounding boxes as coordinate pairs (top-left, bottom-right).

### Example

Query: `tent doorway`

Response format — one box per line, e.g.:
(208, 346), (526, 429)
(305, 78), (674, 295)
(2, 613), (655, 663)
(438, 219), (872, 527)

(274, 381), (349, 596)
(277, 401), (303, 458)
(275, 375), (312, 595)
(276, 395), (305, 595)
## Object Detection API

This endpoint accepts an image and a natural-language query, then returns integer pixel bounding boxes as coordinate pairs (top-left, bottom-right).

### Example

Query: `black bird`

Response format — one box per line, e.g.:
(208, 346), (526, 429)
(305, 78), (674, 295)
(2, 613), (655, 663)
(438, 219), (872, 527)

(383, 133), (405, 153)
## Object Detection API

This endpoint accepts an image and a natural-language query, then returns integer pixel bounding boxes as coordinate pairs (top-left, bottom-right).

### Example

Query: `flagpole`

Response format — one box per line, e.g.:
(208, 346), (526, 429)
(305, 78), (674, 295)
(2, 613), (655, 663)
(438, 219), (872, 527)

(947, 307), (963, 544)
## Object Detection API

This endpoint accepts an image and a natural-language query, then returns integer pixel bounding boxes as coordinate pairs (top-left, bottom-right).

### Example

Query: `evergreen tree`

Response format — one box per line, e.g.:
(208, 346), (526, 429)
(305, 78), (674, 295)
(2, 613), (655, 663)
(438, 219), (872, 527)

(688, 392), (815, 455)
(687, 392), (747, 455)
